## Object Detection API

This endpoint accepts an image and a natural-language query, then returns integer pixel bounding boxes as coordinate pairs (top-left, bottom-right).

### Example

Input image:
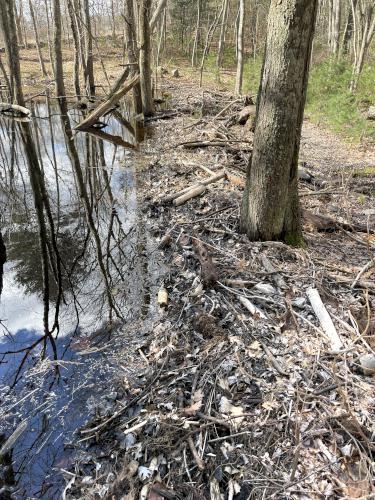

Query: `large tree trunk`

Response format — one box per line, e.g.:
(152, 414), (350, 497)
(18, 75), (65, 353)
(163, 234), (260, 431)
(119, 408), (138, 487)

(235, 0), (245, 94)
(240, 0), (318, 245)
(138, 0), (154, 116)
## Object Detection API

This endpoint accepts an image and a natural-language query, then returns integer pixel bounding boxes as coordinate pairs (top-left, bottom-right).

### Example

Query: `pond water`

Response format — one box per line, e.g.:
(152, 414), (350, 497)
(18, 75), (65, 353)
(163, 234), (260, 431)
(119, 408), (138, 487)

(0, 99), (162, 498)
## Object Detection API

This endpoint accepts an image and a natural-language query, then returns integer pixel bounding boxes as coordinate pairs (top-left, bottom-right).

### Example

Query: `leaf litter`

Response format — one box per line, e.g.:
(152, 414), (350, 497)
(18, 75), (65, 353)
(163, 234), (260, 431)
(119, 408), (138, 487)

(63, 79), (375, 499)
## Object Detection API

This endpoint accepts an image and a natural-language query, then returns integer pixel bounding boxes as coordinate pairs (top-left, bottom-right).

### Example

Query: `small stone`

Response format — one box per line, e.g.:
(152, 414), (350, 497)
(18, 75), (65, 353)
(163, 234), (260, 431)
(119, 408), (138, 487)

(360, 354), (375, 375)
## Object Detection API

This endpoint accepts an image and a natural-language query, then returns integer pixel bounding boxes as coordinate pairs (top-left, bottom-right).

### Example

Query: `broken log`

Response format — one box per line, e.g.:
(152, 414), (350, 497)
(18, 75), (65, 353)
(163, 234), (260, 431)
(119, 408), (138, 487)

(84, 127), (138, 150)
(162, 170), (226, 203)
(0, 102), (30, 117)
(174, 184), (206, 206)
(74, 73), (140, 131)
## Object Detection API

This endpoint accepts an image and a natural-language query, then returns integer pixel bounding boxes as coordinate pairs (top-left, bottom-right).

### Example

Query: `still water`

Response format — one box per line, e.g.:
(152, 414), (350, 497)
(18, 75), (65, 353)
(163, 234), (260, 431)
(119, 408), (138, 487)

(0, 99), (162, 498)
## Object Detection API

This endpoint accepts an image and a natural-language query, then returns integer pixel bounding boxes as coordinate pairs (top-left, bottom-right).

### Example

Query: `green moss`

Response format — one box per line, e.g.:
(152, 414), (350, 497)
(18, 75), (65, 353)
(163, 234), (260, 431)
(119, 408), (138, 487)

(352, 166), (375, 176)
(284, 232), (307, 248)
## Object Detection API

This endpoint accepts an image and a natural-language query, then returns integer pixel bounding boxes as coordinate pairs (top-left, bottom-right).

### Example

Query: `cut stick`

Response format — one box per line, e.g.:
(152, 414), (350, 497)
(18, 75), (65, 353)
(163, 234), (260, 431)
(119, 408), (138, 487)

(174, 184), (206, 206)
(239, 296), (267, 319)
(75, 73), (140, 131)
(307, 288), (343, 352)
(162, 170), (226, 203)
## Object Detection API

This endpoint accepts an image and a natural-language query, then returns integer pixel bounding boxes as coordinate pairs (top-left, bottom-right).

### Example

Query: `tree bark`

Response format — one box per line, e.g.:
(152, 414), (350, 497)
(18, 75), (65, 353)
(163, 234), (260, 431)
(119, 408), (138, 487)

(124, 0), (142, 113)
(53, 0), (66, 99)
(235, 0), (245, 94)
(138, 0), (154, 116)
(240, 0), (318, 244)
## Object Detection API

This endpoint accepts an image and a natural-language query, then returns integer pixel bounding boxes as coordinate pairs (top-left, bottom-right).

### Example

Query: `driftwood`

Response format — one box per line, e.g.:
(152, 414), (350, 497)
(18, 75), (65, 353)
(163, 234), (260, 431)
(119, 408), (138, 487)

(0, 102), (31, 117)
(75, 73), (140, 131)
(174, 184), (206, 206)
(162, 171), (226, 203)
(307, 288), (343, 352)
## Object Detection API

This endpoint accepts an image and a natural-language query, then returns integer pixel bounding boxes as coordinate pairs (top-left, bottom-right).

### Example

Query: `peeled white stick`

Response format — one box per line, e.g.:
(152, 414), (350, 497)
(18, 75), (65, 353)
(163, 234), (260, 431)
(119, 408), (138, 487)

(307, 288), (343, 352)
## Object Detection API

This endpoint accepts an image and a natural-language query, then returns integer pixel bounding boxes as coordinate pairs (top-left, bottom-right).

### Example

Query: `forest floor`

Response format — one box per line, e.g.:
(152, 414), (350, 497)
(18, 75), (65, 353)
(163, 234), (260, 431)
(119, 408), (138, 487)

(62, 74), (375, 499)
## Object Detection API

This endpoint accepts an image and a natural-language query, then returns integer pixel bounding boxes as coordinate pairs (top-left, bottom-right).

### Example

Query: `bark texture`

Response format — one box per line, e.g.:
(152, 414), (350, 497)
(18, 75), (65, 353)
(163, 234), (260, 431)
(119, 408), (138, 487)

(240, 0), (318, 244)
(138, 0), (154, 116)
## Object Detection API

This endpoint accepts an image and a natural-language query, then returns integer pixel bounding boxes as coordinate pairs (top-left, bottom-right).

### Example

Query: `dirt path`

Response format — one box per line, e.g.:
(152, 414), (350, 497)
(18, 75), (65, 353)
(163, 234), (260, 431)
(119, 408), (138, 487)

(301, 120), (375, 173)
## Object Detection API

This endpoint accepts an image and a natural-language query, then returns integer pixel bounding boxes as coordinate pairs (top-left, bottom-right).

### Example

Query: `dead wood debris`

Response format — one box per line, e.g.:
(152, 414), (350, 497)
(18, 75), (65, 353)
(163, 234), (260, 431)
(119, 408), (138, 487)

(65, 81), (375, 500)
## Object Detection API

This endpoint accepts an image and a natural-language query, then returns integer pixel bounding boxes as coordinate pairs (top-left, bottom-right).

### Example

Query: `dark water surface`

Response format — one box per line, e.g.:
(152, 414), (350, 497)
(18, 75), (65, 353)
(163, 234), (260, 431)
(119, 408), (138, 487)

(0, 100), (161, 498)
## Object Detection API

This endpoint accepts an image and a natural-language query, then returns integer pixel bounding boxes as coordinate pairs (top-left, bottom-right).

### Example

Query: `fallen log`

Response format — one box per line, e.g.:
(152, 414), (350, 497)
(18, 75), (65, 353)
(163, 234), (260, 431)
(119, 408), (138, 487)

(74, 73), (140, 131)
(173, 184), (206, 206)
(162, 170), (226, 203)
(0, 102), (31, 117)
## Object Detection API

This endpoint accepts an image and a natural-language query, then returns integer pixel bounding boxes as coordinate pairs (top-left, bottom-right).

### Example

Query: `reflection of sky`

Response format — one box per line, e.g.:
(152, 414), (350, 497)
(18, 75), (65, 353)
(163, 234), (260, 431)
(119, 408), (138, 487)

(0, 102), (150, 498)
(0, 263), (42, 336)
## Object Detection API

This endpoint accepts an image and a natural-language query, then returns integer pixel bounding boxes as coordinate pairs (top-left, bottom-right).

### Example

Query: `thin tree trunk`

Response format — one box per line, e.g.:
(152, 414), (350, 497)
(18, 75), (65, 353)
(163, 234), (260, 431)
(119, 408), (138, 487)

(240, 0), (318, 244)
(66, 0), (81, 98)
(83, 0), (95, 96)
(191, 0), (201, 67)
(235, 0), (245, 94)
(138, 0), (154, 116)
(123, 0), (142, 114)
(217, 0), (229, 69)
(53, 0), (65, 99)
(28, 0), (49, 78)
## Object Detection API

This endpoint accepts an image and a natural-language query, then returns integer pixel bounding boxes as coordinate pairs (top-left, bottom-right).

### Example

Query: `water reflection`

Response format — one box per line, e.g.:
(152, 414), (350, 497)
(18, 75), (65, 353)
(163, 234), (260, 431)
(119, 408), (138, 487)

(0, 98), (160, 498)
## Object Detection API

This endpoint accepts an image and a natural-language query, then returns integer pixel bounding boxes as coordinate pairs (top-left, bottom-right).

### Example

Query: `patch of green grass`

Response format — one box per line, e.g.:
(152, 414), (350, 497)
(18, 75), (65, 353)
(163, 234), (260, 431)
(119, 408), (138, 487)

(306, 59), (375, 144)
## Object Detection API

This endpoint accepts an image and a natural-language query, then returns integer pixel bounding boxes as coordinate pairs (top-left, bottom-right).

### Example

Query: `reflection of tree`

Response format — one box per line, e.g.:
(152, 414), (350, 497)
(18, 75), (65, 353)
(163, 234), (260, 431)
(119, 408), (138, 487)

(9, 226), (86, 300)
(58, 98), (123, 322)
(0, 231), (6, 296)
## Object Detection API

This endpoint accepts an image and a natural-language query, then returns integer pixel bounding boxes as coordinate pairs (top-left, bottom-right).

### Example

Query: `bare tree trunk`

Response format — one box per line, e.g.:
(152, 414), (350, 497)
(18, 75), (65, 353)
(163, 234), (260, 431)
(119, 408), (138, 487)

(328, 0), (341, 57)
(235, 0), (245, 94)
(66, 0), (81, 98)
(0, 0), (24, 104)
(44, 0), (56, 75)
(350, 1), (375, 92)
(53, 0), (66, 99)
(124, 0), (142, 114)
(191, 0), (201, 67)
(199, 6), (222, 87)
(240, 0), (318, 244)
(28, 0), (49, 78)
(138, 0), (154, 116)
(14, 0), (24, 48)
(341, 1), (356, 55)
(83, 0), (95, 96)
(216, 0), (229, 69)
(150, 0), (168, 31)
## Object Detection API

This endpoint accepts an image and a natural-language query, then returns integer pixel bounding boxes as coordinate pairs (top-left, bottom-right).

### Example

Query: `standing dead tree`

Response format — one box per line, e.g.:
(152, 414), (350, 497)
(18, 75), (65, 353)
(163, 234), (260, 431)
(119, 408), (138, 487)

(235, 0), (245, 94)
